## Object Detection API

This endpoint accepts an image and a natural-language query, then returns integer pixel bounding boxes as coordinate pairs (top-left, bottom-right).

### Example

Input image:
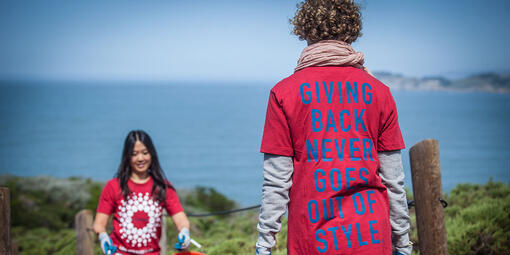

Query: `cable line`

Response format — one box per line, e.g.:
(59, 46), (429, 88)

(187, 204), (261, 217)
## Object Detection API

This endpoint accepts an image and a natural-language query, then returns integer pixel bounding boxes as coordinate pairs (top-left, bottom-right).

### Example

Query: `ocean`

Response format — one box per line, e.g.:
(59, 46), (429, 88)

(1, 81), (509, 205)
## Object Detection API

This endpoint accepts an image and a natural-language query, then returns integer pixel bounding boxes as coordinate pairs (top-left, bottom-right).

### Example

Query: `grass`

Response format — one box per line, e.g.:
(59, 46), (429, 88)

(1, 175), (509, 255)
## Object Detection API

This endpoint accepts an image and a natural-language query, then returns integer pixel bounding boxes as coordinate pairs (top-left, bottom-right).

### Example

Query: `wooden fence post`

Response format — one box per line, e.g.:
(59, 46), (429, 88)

(0, 187), (11, 255)
(409, 139), (448, 255)
(11, 240), (18, 255)
(75, 209), (94, 255)
(159, 212), (168, 255)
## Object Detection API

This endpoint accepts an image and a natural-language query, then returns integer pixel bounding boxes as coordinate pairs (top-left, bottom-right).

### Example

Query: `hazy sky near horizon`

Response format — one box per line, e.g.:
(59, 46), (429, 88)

(1, 0), (509, 82)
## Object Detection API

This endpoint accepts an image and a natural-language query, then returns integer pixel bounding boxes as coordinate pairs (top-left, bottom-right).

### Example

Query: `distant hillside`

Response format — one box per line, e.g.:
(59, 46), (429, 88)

(374, 72), (510, 93)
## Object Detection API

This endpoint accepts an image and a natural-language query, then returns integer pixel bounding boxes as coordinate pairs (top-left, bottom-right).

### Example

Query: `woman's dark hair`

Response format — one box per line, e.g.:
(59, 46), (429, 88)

(291, 0), (362, 44)
(116, 130), (173, 203)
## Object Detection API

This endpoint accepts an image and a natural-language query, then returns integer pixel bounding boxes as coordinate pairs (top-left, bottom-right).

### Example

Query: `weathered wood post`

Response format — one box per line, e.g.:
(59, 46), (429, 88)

(11, 240), (18, 255)
(0, 187), (11, 255)
(409, 139), (448, 255)
(159, 212), (168, 255)
(75, 209), (94, 255)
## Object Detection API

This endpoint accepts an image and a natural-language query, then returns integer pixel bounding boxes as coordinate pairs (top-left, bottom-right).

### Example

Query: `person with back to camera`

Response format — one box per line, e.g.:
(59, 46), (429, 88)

(93, 130), (191, 255)
(256, 0), (412, 254)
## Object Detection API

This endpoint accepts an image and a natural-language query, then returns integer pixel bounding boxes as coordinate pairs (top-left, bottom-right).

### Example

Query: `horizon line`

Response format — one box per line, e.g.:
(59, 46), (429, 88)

(0, 69), (509, 84)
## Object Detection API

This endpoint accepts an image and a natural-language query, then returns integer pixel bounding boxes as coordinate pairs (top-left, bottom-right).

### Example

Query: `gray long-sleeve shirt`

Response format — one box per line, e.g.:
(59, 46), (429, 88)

(256, 151), (412, 255)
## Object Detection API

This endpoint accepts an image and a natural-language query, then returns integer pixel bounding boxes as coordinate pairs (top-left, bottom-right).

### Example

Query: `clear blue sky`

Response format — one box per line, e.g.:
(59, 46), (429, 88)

(1, 0), (509, 82)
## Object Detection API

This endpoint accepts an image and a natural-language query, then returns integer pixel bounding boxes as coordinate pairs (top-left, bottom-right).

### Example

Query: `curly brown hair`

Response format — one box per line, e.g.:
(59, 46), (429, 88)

(291, 0), (362, 45)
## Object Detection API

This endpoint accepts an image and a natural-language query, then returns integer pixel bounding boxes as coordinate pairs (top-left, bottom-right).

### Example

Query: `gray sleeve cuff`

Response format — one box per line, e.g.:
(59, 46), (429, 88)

(394, 233), (413, 255)
(377, 150), (412, 249)
(256, 153), (293, 250)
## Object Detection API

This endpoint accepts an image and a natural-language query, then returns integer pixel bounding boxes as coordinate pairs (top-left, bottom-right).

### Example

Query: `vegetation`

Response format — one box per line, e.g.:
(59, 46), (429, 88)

(182, 186), (238, 215)
(1, 175), (509, 255)
(443, 180), (510, 254)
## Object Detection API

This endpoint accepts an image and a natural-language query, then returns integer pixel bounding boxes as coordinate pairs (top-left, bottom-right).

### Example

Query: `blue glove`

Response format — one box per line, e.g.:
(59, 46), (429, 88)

(99, 232), (117, 255)
(256, 246), (271, 255)
(394, 252), (405, 255)
(174, 228), (191, 250)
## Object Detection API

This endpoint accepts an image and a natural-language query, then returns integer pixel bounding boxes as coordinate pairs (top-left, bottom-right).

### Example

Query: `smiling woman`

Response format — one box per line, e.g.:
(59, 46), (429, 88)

(129, 140), (153, 183)
(92, 130), (192, 255)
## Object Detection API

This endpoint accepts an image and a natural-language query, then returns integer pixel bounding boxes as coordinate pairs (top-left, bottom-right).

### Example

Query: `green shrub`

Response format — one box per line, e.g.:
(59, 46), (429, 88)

(182, 186), (238, 214)
(444, 180), (510, 255)
(4, 176), (510, 255)
(12, 227), (76, 255)
(85, 180), (104, 212)
(0, 175), (104, 230)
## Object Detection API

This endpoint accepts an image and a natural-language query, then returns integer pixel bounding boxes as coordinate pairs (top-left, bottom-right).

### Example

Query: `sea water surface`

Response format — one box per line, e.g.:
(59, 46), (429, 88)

(1, 81), (509, 205)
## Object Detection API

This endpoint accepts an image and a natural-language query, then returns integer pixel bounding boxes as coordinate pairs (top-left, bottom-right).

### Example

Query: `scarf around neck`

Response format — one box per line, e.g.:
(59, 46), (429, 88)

(295, 40), (366, 73)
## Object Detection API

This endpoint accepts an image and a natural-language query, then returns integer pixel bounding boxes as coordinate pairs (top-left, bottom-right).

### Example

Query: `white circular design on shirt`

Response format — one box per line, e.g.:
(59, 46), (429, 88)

(118, 192), (162, 247)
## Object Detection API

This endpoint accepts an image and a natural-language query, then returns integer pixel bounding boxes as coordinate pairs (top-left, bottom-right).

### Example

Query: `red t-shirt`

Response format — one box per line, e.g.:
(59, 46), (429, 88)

(97, 177), (184, 255)
(261, 66), (405, 255)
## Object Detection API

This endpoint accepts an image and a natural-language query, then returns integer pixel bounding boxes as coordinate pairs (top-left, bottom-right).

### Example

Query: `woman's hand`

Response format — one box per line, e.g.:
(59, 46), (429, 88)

(99, 232), (117, 255)
(174, 228), (191, 250)
(93, 212), (117, 254)
(256, 246), (271, 255)
(170, 211), (191, 250)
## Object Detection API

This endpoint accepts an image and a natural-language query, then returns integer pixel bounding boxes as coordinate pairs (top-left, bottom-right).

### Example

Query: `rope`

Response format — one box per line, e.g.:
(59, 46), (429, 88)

(406, 198), (448, 209)
(187, 204), (261, 217)
(187, 199), (424, 217)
